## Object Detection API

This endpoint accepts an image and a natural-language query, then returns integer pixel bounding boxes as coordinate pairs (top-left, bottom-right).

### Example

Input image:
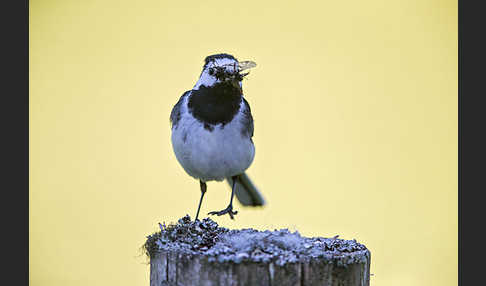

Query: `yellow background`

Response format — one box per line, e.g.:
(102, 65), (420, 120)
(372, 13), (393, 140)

(30, 0), (457, 285)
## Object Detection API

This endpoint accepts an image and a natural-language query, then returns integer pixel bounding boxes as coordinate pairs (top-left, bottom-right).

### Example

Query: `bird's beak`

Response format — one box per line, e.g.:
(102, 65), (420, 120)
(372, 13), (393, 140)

(238, 61), (257, 71)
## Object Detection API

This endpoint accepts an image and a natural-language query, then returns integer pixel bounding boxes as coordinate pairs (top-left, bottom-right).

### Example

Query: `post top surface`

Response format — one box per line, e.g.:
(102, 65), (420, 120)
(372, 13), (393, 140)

(145, 215), (370, 267)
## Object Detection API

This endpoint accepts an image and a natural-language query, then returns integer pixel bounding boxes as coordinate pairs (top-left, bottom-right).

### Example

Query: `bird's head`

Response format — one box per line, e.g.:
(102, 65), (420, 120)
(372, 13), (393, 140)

(194, 53), (256, 90)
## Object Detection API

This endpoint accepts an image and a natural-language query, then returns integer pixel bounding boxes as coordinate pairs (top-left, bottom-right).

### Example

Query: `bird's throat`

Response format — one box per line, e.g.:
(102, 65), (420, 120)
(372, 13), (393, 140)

(188, 82), (242, 127)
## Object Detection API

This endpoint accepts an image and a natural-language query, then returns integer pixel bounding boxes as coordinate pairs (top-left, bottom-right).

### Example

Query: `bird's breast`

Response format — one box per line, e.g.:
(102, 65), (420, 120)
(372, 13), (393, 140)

(171, 109), (255, 182)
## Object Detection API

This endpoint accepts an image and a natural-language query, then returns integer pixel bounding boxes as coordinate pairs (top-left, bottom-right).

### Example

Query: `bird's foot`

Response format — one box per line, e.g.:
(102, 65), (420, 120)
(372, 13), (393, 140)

(208, 205), (238, 219)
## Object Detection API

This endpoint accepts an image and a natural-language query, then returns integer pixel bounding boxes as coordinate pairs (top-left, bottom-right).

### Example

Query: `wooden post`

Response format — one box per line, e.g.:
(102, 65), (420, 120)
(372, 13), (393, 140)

(144, 216), (371, 286)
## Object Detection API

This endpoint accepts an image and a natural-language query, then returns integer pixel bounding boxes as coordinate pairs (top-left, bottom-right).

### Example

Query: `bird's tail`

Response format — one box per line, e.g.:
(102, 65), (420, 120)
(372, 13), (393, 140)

(226, 172), (266, 206)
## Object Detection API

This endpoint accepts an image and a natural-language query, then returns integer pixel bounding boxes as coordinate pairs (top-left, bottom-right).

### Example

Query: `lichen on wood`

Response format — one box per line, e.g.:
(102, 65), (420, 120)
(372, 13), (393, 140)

(145, 215), (370, 286)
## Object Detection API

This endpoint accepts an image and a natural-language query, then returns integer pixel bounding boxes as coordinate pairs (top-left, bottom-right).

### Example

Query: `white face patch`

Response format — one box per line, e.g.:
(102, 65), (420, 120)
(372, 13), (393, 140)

(194, 58), (239, 89)
(212, 58), (239, 73)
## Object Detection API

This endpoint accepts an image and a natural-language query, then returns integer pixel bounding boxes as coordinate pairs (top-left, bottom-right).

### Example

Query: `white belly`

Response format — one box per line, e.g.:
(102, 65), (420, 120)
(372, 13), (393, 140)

(171, 113), (255, 182)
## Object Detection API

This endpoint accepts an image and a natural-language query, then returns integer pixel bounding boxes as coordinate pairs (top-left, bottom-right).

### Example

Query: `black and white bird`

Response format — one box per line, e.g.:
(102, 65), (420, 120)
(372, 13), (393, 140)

(170, 53), (265, 220)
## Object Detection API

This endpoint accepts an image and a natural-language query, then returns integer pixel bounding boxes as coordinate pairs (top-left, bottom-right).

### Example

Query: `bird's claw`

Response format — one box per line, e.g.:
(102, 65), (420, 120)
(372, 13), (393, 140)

(208, 205), (238, 219)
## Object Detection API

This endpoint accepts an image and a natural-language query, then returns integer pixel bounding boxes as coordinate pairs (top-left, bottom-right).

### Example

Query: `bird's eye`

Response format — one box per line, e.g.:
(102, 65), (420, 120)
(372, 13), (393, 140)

(208, 68), (214, 75)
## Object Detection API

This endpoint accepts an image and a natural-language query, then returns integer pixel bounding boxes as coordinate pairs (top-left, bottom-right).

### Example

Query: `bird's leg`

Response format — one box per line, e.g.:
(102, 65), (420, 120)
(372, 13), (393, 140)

(208, 175), (238, 219)
(195, 181), (207, 221)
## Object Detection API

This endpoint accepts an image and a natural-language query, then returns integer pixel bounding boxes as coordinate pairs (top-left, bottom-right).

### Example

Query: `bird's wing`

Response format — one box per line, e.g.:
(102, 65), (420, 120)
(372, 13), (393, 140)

(170, 90), (191, 129)
(240, 97), (254, 138)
